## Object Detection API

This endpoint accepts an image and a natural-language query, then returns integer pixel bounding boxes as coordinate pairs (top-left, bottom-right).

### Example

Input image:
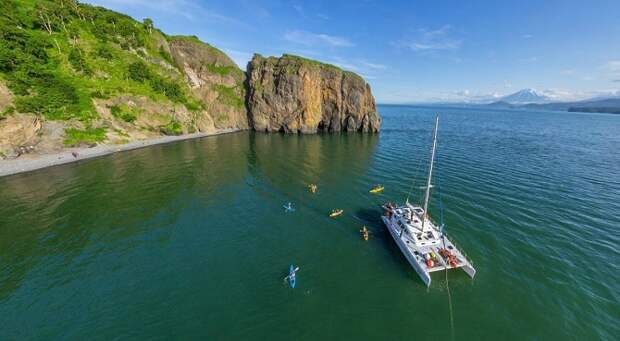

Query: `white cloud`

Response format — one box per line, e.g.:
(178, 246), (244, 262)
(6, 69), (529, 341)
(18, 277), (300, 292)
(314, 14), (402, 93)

(322, 57), (386, 81)
(521, 34), (533, 39)
(360, 61), (387, 70)
(317, 13), (329, 20)
(284, 30), (354, 47)
(427, 90), (501, 103)
(222, 49), (253, 69)
(560, 69), (576, 75)
(518, 56), (538, 63)
(326, 58), (360, 72)
(394, 25), (462, 52)
(85, 0), (240, 24)
(381, 87), (620, 104)
(603, 60), (620, 76)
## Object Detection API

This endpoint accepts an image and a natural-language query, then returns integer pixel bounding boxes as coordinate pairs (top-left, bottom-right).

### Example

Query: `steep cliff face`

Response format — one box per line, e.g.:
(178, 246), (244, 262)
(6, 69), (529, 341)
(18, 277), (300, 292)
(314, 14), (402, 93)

(247, 54), (380, 133)
(0, 1), (381, 161)
(168, 37), (248, 130)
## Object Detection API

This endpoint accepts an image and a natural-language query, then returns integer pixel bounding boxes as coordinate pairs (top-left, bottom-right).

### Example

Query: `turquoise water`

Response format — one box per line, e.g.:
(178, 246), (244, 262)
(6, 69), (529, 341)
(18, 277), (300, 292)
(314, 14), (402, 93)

(1, 106), (619, 340)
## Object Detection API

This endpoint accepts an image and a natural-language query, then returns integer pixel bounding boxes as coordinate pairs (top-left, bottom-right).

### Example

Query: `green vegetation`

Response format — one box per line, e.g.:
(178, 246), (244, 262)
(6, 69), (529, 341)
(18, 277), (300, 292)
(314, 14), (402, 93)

(281, 54), (342, 71)
(109, 104), (138, 122)
(68, 47), (92, 75)
(158, 45), (174, 65)
(94, 44), (114, 60)
(159, 120), (182, 135)
(0, 0), (201, 123)
(64, 127), (106, 146)
(1, 106), (15, 119)
(212, 84), (244, 108)
(127, 61), (191, 104)
(167, 35), (203, 44)
(205, 63), (237, 76)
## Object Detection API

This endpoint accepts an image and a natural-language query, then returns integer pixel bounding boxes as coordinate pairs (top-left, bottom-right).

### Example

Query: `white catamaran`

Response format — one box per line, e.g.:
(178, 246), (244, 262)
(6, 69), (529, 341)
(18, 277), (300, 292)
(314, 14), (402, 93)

(381, 116), (475, 287)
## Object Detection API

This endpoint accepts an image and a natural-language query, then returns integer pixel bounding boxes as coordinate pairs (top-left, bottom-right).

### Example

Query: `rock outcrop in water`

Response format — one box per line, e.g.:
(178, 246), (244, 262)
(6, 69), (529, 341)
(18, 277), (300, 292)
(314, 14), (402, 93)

(247, 54), (381, 133)
(0, 1), (380, 161)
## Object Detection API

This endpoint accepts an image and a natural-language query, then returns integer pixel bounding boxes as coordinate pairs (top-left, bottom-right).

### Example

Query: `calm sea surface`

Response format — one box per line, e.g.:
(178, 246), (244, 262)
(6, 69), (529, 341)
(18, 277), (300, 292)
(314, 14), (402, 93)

(1, 106), (619, 340)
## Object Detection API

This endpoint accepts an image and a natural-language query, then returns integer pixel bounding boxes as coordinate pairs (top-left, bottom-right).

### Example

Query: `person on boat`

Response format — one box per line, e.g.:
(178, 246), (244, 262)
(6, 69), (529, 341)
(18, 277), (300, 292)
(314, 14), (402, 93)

(285, 266), (299, 281)
(361, 226), (369, 240)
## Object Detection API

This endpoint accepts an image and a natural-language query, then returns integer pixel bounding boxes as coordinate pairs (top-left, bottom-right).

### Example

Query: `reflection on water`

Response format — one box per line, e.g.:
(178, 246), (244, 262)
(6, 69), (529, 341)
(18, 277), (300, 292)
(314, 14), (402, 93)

(1, 106), (618, 340)
(0, 132), (378, 305)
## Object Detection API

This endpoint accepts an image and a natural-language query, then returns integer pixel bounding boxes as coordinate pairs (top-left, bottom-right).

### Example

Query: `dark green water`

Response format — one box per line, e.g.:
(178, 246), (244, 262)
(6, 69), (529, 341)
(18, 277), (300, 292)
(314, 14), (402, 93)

(1, 106), (619, 340)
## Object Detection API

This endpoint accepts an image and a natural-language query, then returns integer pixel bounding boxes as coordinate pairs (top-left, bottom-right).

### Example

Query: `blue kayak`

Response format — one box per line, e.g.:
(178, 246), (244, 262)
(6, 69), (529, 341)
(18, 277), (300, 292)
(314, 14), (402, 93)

(288, 265), (296, 288)
(283, 203), (295, 212)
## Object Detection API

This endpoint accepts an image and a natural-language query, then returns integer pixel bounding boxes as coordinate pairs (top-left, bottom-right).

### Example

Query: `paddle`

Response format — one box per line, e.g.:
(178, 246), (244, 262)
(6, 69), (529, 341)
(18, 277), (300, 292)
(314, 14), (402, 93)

(283, 267), (300, 281)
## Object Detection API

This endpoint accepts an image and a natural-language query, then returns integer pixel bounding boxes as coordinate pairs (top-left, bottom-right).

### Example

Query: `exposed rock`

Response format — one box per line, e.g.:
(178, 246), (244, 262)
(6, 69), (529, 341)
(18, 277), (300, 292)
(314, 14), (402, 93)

(35, 121), (67, 154)
(168, 37), (249, 130)
(0, 114), (42, 158)
(94, 95), (217, 143)
(247, 54), (381, 133)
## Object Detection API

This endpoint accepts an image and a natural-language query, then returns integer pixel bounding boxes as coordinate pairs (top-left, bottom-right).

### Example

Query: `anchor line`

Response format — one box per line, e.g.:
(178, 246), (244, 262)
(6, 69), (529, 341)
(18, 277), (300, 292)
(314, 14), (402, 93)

(437, 150), (455, 341)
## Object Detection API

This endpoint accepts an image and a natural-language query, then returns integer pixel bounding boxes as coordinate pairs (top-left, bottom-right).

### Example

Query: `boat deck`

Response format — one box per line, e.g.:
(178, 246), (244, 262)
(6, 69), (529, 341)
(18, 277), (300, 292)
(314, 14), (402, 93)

(401, 232), (471, 273)
(382, 202), (476, 285)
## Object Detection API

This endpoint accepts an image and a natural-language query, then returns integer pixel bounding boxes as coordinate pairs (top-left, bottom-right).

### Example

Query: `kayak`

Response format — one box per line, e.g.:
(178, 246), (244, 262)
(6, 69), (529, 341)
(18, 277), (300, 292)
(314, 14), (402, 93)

(283, 204), (295, 212)
(308, 184), (317, 193)
(288, 264), (296, 288)
(369, 185), (384, 193)
(329, 209), (343, 218)
(361, 226), (369, 241)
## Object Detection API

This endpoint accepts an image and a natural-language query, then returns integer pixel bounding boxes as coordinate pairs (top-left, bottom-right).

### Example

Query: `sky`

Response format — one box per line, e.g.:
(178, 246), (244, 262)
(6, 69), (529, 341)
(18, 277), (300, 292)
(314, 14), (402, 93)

(85, 0), (620, 103)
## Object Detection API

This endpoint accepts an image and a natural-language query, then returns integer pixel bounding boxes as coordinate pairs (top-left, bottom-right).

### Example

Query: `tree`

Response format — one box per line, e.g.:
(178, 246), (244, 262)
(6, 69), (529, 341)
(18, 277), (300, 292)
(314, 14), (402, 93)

(143, 18), (153, 34)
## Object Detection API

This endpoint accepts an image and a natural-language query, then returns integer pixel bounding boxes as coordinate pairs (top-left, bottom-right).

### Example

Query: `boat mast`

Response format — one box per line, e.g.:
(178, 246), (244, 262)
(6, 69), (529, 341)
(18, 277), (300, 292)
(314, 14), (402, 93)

(422, 115), (439, 231)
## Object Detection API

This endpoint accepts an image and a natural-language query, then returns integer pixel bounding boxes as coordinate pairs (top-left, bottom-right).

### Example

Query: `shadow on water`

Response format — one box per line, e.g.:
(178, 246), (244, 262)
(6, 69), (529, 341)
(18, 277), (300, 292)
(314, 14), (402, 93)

(0, 132), (255, 302)
(2, 104), (618, 340)
(0, 131), (379, 304)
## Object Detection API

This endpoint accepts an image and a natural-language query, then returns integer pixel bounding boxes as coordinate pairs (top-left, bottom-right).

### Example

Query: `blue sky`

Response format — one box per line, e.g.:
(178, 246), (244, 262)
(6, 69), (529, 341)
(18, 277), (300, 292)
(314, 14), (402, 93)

(85, 0), (620, 103)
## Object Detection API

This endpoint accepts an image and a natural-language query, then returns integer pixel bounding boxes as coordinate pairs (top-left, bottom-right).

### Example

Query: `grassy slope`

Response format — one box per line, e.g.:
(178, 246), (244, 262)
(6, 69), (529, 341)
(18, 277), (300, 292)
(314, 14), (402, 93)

(0, 0), (201, 145)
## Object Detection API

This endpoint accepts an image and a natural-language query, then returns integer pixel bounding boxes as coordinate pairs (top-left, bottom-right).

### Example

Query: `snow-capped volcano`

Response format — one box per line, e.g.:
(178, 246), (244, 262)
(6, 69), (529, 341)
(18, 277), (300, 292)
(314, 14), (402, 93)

(499, 88), (552, 104)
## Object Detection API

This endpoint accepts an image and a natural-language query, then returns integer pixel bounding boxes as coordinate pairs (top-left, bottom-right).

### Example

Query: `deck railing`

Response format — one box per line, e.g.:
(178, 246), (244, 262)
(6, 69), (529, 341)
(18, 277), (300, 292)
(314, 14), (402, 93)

(441, 230), (475, 266)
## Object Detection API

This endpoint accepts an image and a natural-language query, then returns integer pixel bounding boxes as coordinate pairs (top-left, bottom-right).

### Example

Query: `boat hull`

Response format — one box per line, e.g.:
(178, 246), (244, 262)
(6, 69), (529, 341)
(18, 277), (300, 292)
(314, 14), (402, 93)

(382, 216), (432, 286)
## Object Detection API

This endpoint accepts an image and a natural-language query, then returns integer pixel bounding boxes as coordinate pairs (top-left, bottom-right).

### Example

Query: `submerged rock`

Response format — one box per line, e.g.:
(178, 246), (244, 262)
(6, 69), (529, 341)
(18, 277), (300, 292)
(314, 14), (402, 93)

(247, 54), (381, 133)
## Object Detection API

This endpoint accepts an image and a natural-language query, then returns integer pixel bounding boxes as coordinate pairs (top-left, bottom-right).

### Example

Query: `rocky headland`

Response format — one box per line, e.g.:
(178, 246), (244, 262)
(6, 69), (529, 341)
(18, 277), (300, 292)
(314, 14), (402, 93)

(0, 0), (380, 169)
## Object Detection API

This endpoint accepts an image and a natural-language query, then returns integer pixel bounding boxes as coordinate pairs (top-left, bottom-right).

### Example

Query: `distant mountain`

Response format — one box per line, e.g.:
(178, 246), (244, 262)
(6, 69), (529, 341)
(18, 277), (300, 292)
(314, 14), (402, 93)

(499, 89), (552, 104)
(480, 96), (620, 114)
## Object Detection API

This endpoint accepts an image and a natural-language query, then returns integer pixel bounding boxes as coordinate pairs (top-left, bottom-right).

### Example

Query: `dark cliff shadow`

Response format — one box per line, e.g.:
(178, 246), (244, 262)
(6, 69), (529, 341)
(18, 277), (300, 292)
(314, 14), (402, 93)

(243, 61), (255, 130)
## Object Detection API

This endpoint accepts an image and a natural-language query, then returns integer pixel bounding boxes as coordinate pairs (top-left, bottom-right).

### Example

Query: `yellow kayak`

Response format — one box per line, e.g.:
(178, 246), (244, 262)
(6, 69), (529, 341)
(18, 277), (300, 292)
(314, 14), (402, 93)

(369, 185), (384, 193)
(360, 226), (369, 241)
(308, 184), (317, 193)
(329, 209), (343, 218)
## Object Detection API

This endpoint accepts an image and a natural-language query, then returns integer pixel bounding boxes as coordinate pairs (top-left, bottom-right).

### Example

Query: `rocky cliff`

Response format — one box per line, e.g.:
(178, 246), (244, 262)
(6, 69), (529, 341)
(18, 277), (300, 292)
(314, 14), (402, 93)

(0, 0), (380, 161)
(247, 54), (380, 133)
(168, 37), (248, 130)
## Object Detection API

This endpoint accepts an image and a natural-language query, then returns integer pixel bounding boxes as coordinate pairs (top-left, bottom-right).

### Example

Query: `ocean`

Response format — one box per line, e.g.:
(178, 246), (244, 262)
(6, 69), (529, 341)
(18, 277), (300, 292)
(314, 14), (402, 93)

(1, 105), (618, 340)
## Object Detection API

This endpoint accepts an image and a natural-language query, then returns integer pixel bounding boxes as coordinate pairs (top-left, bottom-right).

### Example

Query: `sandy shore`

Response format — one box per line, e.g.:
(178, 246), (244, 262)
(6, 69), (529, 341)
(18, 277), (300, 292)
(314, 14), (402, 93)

(0, 129), (239, 178)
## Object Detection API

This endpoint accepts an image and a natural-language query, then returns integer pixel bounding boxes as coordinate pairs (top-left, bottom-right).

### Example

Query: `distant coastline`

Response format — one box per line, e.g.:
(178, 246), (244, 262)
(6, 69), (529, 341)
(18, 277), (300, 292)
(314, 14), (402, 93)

(377, 102), (620, 115)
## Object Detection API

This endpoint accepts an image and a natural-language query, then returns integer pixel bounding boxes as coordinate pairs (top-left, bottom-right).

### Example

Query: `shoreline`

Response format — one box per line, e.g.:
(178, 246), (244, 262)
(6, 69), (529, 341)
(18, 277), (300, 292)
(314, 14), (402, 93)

(0, 128), (240, 178)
